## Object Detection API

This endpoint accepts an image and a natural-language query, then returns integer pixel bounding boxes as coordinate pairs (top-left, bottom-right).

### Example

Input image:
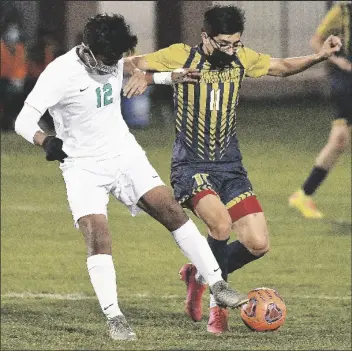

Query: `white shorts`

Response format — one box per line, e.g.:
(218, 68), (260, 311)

(60, 152), (165, 228)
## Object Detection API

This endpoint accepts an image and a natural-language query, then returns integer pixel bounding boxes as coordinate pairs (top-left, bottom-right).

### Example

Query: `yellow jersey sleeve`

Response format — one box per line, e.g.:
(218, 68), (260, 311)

(316, 4), (342, 38)
(143, 43), (190, 71)
(238, 47), (271, 78)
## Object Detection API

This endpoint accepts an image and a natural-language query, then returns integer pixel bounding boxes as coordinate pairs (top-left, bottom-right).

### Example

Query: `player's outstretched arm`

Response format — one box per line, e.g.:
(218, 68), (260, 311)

(123, 55), (200, 98)
(123, 56), (171, 98)
(267, 35), (342, 77)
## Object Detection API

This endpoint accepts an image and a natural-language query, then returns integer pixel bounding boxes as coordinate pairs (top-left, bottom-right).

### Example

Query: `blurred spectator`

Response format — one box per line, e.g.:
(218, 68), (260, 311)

(25, 28), (64, 131)
(26, 28), (64, 91)
(0, 8), (27, 130)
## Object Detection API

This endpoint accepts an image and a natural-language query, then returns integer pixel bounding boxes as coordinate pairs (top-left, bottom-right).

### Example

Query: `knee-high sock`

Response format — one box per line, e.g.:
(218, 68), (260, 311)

(172, 219), (223, 286)
(227, 240), (264, 274)
(207, 235), (229, 282)
(302, 166), (328, 196)
(87, 254), (122, 320)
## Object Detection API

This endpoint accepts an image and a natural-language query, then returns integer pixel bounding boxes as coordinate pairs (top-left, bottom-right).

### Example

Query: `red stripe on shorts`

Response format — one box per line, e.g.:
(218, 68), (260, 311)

(227, 195), (263, 222)
(190, 189), (218, 209)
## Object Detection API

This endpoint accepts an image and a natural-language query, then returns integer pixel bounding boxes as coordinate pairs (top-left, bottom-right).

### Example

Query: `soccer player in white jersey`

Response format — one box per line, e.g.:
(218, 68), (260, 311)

(14, 14), (248, 341)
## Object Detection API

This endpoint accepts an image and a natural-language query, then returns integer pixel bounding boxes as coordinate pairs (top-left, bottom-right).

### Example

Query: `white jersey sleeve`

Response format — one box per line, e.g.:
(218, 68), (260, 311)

(25, 61), (69, 114)
(14, 103), (44, 144)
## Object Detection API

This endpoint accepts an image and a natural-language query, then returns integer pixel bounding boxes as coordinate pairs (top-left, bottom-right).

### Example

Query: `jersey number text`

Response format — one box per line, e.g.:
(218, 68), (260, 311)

(96, 83), (113, 108)
(209, 89), (220, 111)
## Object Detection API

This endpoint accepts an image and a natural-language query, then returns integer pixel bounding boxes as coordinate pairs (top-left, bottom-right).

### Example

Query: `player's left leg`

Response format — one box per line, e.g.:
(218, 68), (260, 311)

(221, 189), (270, 275)
(289, 70), (352, 218)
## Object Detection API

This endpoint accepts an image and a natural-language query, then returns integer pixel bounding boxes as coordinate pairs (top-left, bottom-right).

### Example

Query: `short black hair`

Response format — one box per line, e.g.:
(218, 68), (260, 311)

(83, 14), (137, 61)
(202, 5), (245, 37)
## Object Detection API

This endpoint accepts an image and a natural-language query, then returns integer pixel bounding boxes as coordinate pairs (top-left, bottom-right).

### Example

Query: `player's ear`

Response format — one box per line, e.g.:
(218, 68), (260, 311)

(201, 32), (209, 44)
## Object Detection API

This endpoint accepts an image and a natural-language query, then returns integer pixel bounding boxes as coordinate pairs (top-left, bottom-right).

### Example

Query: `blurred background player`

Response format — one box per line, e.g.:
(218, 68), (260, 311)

(14, 13), (248, 341)
(25, 27), (64, 94)
(289, 1), (351, 219)
(0, 8), (27, 130)
(125, 4), (342, 334)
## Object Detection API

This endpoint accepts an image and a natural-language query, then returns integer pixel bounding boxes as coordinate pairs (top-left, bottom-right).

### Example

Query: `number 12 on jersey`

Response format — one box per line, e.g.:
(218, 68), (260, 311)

(210, 89), (220, 111)
(96, 83), (113, 108)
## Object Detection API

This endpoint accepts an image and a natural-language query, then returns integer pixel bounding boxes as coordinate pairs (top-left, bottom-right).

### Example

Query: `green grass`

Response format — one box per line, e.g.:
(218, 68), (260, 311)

(1, 100), (351, 350)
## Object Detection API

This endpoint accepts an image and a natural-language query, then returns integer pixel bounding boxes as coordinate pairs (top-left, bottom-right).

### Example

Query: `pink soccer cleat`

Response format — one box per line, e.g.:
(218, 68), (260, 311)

(179, 263), (207, 322)
(207, 306), (229, 335)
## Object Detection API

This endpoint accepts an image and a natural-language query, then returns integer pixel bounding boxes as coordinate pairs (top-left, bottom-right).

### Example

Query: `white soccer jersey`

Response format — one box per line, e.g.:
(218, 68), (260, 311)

(25, 47), (144, 159)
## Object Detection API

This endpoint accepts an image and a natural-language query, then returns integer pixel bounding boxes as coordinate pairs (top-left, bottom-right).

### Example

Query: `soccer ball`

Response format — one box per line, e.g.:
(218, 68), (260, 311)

(240, 287), (287, 332)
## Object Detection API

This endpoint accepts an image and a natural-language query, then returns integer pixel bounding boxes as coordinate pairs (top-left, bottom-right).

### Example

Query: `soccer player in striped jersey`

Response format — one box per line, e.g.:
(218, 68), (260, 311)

(126, 4), (342, 334)
(289, 1), (351, 219)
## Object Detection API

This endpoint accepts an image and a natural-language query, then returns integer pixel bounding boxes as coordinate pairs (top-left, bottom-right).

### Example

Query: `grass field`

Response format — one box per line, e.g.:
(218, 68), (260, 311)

(1, 100), (351, 350)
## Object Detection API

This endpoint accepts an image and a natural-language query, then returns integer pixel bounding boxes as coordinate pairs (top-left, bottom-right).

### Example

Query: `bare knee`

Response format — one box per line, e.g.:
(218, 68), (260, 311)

(78, 215), (111, 256)
(247, 239), (270, 256)
(243, 230), (270, 256)
(208, 219), (232, 240)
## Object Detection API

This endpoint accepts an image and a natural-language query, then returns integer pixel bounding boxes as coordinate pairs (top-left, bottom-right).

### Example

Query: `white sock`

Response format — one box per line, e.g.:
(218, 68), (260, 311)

(172, 219), (223, 286)
(195, 270), (207, 285)
(210, 294), (217, 308)
(87, 254), (123, 320)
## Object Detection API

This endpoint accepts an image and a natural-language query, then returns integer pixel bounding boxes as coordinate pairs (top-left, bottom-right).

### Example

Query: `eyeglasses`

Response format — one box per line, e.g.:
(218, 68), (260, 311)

(210, 37), (244, 52)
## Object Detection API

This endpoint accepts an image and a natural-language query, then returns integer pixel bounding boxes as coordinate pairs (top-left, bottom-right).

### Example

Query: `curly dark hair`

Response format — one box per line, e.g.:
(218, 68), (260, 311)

(83, 14), (137, 63)
(202, 4), (246, 37)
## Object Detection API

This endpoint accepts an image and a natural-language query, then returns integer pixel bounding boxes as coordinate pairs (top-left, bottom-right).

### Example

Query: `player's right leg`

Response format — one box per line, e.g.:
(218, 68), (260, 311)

(289, 120), (351, 218)
(191, 192), (239, 334)
(171, 167), (247, 333)
(179, 191), (234, 327)
(61, 160), (136, 341)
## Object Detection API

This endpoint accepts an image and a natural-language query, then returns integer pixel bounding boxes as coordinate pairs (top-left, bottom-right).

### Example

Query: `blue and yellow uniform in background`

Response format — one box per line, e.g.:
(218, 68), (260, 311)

(144, 44), (271, 220)
(316, 2), (352, 124)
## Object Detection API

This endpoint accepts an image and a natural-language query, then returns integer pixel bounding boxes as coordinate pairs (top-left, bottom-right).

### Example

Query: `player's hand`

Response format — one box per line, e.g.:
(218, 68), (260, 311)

(171, 68), (201, 84)
(42, 136), (68, 163)
(329, 56), (352, 72)
(123, 69), (147, 98)
(320, 35), (342, 59)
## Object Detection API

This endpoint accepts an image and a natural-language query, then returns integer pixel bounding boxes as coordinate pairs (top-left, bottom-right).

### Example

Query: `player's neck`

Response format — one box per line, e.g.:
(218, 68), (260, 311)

(199, 43), (211, 57)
